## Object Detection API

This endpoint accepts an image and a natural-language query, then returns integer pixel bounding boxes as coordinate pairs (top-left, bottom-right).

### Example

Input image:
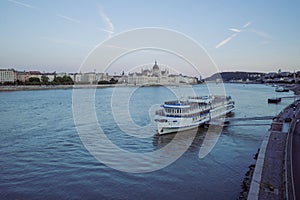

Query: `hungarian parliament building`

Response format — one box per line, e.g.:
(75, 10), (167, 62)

(127, 61), (198, 85)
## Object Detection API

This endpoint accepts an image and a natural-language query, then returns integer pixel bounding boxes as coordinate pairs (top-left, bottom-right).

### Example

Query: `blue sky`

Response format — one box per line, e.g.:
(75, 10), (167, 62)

(1, 0), (300, 77)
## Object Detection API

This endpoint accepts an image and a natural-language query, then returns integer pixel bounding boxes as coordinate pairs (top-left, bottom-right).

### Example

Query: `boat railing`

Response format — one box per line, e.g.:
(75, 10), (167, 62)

(164, 100), (180, 105)
(155, 109), (166, 116)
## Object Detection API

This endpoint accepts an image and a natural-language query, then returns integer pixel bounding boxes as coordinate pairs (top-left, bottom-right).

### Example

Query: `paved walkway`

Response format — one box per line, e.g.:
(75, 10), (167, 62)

(248, 101), (297, 199)
(259, 130), (286, 200)
(291, 101), (300, 199)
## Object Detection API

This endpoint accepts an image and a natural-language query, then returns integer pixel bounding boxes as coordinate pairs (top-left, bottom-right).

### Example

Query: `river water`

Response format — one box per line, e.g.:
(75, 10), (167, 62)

(0, 84), (294, 199)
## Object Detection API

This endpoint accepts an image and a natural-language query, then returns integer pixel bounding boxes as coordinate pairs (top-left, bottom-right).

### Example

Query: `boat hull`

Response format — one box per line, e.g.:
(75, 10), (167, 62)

(157, 118), (209, 135)
(268, 98), (281, 104)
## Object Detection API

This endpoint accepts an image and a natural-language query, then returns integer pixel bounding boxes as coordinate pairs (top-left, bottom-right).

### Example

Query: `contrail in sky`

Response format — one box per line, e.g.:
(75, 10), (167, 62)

(215, 33), (239, 49)
(57, 14), (80, 24)
(8, 0), (34, 9)
(215, 21), (252, 49)
(98, 7), (114, 38)
(228, 28), (241, 33)
(242, 21), (252, 28)
(250, 29), (272, 39)
(8, 0), (117, 46)
(98, 28), (114, 34)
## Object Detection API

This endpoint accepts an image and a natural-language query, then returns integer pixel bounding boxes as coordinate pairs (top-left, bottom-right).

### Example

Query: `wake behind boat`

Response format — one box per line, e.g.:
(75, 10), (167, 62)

(154, 95), (235, 135)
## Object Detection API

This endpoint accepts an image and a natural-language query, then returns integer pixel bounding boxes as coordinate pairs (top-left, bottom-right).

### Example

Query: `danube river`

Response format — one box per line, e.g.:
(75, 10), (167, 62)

(0, 83), (294, 199)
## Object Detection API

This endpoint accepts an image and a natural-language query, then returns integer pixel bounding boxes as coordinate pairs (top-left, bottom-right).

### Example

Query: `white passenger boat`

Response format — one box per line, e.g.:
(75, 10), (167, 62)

(155, 96), (235, 135)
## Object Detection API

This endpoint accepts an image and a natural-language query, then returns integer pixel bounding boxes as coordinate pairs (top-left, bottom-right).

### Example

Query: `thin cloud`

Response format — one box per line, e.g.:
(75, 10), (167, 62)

(229, 28), (241, 33)
(97, 27), (114, 34)
(216, 21), (252, 49)
(57, 14), (80, 24)
(8, 0), (34, 9)
(98, 7), (114, 38)
(243, 21), (252, 28)
(215, 33), (238, 49)
(250, 29), (272, 39)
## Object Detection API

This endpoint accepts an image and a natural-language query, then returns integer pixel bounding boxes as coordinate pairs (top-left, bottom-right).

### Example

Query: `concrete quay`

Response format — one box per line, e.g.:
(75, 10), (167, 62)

(248, 99), (300, 200)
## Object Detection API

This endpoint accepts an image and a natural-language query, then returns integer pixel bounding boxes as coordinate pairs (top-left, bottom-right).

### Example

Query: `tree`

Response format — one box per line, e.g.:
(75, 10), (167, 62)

(62, 75), (74, 85)
(98, 78), (118, 85)
(28, 77), (40, 83)
(52, 75), (74, 85)
(98, 80), (110, 84)
(41, 75), (49, 84)
(109, 78), (118, 84)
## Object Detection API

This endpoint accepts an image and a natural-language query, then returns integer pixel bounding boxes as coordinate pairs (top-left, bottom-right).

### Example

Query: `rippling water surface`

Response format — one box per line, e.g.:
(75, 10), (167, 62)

(0, 84), (294, 199)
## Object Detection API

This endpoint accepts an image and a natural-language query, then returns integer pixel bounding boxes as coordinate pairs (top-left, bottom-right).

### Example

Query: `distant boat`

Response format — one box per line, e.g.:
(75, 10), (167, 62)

(268, 97), (281, 104)
(275, 86), (289, 92)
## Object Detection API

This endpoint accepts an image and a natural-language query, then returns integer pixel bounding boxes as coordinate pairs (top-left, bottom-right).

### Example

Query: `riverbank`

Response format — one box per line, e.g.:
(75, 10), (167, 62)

(0, 83), (201, 92)
(0, 84), (132, 92)
(1, 82), (299, 92)
(243, 84), (300, 199)
(0, 85), (73, 91)
(288, 83), (300, 95)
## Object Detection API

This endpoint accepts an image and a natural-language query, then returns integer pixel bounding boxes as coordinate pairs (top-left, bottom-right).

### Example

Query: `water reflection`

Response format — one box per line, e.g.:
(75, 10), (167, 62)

(153, 124), (227, 155)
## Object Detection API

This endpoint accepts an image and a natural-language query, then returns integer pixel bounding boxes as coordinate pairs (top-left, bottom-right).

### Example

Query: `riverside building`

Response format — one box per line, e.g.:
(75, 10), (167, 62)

(127, 61), (197, 85)
(0, 69), (16, 84)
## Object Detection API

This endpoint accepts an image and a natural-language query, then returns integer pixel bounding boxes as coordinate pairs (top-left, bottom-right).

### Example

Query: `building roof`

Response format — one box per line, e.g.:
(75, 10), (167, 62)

(29, 71), (42, 75)
(152, 60), (159, 70)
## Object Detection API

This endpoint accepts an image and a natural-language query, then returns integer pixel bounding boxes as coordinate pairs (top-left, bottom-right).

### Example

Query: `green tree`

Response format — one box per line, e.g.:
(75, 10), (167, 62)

(62, 75), (74, 85)
(28, 77), (40, 83)
(41, 75), (49, 84)
(109, 78), (117, 84)
(98, 80), (110, 84)
(52, 75), (74, 85)
(52, 77), (63, 85)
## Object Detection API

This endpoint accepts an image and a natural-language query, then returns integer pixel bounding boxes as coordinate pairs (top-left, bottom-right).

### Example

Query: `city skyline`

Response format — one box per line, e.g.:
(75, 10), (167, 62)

(1, 0), (300, 77)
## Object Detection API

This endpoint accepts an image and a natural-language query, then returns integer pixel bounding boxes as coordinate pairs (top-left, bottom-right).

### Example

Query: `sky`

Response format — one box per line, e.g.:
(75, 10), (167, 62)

(1, 0), (300, 77)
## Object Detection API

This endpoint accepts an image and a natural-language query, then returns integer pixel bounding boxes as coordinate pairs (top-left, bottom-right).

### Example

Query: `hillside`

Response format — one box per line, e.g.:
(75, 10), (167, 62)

(205, 72), (264, 82)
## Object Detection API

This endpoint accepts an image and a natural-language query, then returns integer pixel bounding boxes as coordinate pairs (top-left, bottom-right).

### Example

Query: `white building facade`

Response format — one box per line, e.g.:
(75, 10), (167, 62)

(127, 61), (197, 85)
(0, 69), (16, 83)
